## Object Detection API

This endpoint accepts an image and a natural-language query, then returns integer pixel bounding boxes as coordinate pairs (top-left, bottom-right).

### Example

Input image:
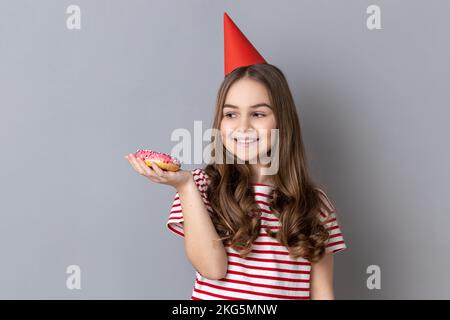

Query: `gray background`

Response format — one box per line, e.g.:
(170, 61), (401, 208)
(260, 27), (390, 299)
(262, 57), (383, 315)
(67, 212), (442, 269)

(0, 0), (449, 299)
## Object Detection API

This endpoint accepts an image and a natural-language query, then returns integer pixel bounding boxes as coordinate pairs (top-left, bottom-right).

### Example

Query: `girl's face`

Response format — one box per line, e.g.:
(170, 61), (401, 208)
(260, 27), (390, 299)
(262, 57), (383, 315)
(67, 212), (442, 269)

(220, 78), (277, 163)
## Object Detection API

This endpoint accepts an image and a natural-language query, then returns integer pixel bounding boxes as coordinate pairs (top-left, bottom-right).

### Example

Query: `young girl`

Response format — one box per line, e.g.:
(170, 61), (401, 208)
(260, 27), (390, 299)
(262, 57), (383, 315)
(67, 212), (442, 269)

(125, 14), (346, 300)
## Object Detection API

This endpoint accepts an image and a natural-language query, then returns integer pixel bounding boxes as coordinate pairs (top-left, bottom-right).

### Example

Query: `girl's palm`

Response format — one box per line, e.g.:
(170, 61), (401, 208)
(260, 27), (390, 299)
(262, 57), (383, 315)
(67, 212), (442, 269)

(125, 153), (191, 188)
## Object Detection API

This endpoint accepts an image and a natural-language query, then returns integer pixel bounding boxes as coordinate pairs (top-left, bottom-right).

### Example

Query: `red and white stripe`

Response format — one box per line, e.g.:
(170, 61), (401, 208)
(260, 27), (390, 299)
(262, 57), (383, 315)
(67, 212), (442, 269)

(166, 169), (346, 300)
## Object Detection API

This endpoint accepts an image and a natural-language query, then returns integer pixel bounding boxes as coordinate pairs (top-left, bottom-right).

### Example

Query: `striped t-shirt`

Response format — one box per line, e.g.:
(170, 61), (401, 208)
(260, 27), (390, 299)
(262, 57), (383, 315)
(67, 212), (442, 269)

(167, 168), (347, 300)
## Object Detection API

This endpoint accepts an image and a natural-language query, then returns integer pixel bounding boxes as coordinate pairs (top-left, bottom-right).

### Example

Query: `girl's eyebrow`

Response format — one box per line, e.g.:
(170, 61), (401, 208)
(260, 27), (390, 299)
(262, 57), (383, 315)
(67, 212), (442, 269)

(223, 103), (271, 109)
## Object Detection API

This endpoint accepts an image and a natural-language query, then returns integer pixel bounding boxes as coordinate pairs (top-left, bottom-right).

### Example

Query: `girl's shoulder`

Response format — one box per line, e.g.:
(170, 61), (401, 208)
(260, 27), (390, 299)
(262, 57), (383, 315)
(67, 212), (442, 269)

(314, 187), (336, 221)
(190, 168), (210, 191)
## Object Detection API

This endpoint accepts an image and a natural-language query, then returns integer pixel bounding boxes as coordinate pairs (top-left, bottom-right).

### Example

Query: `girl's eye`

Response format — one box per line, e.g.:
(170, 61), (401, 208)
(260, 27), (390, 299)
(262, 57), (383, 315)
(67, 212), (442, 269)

(223, 111), (266, 118)
(224, 112), (236, 118)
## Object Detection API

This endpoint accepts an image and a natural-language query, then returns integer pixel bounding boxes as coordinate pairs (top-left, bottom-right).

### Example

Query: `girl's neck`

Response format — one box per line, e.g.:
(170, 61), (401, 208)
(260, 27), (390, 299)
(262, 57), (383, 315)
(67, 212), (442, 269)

(249, 164), (274, 185)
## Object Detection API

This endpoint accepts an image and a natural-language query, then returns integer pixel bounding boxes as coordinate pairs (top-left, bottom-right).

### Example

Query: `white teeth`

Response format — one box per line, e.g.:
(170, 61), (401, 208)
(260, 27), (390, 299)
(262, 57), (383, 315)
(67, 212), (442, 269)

(235, 139), (257, 143)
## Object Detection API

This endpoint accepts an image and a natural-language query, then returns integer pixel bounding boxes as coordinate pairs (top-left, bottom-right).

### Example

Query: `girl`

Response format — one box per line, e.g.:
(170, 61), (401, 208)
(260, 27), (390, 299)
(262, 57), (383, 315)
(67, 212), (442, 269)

(126, 13), (346, 299)
(125, 63), (347, 300)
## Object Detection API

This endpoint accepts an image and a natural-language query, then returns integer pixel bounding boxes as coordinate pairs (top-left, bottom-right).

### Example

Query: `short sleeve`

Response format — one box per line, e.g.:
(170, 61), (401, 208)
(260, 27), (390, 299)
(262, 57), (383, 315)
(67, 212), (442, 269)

(316, 188), (347, 254)
(166, 168), (211, 238)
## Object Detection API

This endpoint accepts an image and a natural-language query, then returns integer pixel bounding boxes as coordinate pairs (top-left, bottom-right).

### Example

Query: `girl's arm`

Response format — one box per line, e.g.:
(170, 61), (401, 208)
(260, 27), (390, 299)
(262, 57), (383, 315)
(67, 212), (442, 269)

(310, 252), (335, 299)
(126, 154), (228, 280)
(177, 178), (228, 280)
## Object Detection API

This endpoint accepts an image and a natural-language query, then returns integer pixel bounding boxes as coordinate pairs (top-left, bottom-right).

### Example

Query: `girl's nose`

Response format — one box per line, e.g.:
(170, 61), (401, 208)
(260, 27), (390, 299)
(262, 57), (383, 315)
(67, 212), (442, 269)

(238, 115), (252, 131)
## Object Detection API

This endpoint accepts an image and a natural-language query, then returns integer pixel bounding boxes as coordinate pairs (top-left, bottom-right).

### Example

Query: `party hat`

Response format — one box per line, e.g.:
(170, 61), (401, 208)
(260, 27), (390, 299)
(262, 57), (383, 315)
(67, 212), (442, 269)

(224, 12), (266, 76)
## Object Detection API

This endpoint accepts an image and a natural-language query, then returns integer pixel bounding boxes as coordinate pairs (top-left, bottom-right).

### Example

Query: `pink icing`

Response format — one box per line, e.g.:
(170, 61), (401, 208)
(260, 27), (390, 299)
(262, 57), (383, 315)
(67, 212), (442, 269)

(134, 149), (180, 166)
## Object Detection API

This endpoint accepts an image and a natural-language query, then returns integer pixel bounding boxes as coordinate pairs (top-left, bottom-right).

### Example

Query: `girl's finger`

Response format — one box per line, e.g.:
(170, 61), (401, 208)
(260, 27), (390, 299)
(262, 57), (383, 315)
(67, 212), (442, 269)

(127, 155), (145, 175)
(151, 162), (165, 177)
(130, 155), (149, 176)
(135, 157), (155, 177)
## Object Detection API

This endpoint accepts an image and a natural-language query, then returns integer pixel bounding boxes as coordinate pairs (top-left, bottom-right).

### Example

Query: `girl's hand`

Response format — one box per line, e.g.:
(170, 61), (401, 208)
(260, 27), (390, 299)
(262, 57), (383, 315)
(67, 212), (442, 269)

(125, 153), (192, 189)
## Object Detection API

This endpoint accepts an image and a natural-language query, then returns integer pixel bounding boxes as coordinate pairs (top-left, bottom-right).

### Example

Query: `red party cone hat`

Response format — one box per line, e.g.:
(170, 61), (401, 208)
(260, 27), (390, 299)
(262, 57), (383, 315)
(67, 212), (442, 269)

(224, 12), (266, 76)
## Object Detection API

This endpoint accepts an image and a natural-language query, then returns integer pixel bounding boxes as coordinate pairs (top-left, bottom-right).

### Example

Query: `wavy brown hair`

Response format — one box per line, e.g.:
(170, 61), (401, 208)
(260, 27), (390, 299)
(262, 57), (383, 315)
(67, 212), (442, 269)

(204, 63), (333, 262)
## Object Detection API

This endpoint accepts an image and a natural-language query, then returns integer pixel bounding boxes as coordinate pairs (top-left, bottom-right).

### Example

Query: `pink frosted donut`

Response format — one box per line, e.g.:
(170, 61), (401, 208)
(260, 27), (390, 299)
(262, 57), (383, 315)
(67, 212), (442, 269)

(134, 149), (181, 172)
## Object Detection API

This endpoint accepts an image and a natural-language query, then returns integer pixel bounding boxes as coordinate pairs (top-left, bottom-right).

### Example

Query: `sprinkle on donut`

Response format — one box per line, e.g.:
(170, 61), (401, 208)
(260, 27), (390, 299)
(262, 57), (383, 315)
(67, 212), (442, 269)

(134, 149), (181, 171)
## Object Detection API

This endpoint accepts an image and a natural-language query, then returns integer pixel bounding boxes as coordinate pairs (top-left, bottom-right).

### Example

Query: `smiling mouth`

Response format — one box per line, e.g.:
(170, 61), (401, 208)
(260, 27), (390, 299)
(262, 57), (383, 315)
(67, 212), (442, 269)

(234, 138), (259, 147)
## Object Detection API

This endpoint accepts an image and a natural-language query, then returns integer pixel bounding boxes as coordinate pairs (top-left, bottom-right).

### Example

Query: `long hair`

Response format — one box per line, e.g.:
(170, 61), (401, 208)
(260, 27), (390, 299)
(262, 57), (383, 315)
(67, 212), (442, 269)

(204, 63), (332, 262)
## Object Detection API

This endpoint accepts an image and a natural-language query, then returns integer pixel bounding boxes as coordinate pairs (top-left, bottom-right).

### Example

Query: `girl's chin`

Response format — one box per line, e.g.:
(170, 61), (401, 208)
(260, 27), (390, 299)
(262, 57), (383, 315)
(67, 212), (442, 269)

(226, 150), (266, 163)
(235, 154), (257, 162)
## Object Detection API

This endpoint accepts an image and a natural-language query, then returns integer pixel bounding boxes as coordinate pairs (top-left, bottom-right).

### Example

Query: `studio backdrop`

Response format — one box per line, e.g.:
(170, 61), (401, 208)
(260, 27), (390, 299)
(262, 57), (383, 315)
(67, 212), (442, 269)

(0, 0), (449, 299)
